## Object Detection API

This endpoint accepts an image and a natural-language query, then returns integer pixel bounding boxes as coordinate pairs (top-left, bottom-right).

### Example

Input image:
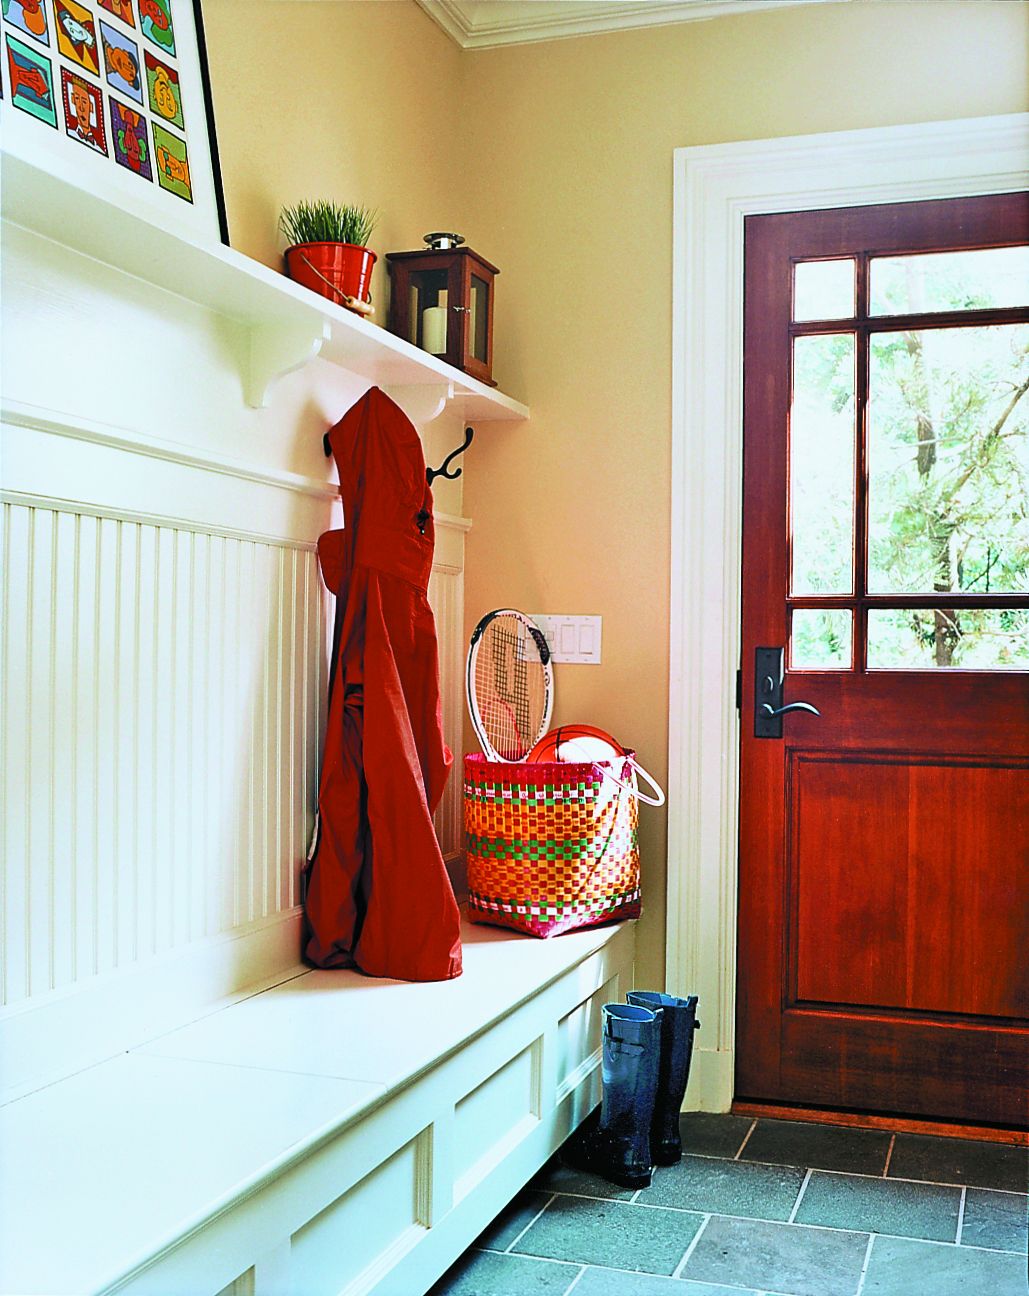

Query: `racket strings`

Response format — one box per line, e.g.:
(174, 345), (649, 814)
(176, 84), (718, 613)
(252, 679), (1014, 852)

(474, 617), (547, 760)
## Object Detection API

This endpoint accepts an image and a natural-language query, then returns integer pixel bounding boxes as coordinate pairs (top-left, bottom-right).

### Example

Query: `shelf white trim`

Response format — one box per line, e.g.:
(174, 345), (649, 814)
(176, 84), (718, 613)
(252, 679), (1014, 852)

(3, 399), (339, 500)
(1, 148), (529, 422)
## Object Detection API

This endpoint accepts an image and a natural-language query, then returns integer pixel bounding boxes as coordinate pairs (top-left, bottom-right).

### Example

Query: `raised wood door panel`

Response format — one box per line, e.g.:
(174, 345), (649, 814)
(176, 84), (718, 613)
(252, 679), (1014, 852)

(791, 754), (1029, 1018)
(737, 193), (1029, 1127)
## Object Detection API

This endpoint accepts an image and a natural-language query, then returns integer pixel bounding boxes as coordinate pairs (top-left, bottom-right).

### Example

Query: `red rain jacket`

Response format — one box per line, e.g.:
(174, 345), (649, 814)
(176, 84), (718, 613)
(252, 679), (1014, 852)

(305, 387), (462, 981)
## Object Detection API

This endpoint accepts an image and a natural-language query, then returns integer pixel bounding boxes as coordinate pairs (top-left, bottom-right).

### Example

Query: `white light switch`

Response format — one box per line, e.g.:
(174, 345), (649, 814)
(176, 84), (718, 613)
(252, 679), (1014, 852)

(530, 615), (602, 664)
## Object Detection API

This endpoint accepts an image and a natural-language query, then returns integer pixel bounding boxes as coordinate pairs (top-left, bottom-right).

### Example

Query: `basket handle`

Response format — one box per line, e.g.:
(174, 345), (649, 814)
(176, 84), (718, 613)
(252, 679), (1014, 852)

(298, 252), (375, 317)
(560, 742), (666, 807)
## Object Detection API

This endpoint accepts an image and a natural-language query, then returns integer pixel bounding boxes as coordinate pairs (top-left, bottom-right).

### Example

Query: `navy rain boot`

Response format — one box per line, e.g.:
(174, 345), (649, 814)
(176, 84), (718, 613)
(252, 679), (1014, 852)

(563, 1002), (662, 1189)
(626, 990), (700, 1166)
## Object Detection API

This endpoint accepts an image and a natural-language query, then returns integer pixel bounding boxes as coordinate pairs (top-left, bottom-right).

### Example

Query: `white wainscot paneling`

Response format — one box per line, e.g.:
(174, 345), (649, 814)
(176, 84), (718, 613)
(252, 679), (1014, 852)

(427, 536), (468, 875)
(0, 219), (471, 1102)
(1, 499), (325, 1009)
(0, 220), (364, 483)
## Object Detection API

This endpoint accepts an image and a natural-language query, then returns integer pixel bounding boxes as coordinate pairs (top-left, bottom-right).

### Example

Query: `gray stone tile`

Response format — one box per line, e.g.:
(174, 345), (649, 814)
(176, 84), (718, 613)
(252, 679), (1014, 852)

(512, 1195), (704, 1275)
(572, 1266), (763, 1296)
(888, 1134), (1028, 1193)
(794, 1170), (960, 1242)
(682, 1215), (869, 1296)
(428, 1248), (579, 1295)
(741, 1119), (891, 1176)
(861, 1233), (1028, 1296)
(961, 1188), (1029, 1254)
(643, 1155), (806, 1221)
(474, 1189), (553, 1251)
(677, 1112), (756, 1160)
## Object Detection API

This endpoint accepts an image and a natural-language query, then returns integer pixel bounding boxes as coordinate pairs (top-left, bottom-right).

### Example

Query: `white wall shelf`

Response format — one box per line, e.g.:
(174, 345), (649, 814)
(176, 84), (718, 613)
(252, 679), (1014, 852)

(1, 148), (529, 421)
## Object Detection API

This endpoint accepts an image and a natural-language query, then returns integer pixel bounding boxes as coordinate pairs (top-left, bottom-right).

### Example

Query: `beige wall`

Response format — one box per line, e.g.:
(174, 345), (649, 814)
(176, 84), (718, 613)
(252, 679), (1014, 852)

(203, 0), (466, 309)
(206, 1), (1028, 993)
(457, 2), (1027, 992)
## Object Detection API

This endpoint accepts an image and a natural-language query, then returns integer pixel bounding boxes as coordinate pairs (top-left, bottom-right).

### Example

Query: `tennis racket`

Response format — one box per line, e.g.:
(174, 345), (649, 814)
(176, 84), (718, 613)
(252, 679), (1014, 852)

(466, 609), (554, 762)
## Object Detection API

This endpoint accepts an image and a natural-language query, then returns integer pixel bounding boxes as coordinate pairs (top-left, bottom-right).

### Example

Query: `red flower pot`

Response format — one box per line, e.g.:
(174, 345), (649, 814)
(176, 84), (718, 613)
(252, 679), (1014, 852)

(284, 242), (377, 314)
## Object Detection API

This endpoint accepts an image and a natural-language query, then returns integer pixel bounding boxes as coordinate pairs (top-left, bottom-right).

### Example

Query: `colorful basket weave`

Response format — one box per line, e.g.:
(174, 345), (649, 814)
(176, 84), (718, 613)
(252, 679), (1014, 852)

(463, 752), (641, 938)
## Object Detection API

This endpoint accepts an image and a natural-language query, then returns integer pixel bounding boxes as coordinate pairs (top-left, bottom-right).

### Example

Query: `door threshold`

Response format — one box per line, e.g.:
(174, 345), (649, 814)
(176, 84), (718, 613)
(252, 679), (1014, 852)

(731, 1101), (1028, 1146)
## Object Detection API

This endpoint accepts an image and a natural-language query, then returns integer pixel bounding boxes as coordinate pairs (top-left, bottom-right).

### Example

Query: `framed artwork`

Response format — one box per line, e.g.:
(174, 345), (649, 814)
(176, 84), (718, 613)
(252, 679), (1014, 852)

(2, 0), (50, 45)
(6, 31), (57, 126)
(1, 1), (228, 244)
(61, 64), (106, 152)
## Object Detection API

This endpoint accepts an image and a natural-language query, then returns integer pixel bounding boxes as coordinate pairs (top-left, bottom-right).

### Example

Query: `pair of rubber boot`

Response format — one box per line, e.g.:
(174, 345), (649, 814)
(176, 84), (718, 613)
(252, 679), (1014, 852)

(564, 991), (700, 1189)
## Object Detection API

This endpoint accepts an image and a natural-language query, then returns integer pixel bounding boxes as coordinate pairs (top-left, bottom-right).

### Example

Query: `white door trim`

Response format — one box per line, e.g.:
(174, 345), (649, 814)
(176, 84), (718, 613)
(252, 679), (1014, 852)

(666, 113), (1029, 1112)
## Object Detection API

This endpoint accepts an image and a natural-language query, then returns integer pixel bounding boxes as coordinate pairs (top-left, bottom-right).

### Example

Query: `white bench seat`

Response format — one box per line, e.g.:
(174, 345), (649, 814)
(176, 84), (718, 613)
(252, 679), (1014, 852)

(0, 915), (635, 1296)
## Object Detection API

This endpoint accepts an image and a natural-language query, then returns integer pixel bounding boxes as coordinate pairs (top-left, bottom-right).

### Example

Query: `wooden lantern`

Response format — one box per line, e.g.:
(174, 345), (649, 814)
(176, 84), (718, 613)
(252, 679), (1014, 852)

(386, 234), (498, 387)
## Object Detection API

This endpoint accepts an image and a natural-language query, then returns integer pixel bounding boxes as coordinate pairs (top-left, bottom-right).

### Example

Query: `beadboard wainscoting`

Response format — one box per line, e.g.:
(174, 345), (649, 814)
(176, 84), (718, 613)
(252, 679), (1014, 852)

(427, 518), (471, 898)
(0, 221), (473, 1103)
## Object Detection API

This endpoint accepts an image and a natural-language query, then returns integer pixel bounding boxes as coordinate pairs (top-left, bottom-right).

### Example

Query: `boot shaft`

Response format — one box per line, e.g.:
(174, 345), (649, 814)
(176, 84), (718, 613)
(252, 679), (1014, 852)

(600, 1002), (661, 1134)
(626, 990), (701, 1165)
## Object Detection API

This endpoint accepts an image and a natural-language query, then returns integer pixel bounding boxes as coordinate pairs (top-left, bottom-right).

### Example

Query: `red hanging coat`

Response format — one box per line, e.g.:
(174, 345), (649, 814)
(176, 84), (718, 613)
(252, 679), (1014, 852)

(305, 387), (462, 981)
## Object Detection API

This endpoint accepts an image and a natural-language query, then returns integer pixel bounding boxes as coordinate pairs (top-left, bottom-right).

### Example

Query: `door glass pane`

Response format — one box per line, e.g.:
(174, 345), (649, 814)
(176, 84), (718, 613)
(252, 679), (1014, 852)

(794, 259), (856, 321)
(867, 607), (1029, 670)
(869, 246), (1029, 316)
(791, 608), (853, 669)
(790, 333), (856, 594)
(867, 324), (1029, 595)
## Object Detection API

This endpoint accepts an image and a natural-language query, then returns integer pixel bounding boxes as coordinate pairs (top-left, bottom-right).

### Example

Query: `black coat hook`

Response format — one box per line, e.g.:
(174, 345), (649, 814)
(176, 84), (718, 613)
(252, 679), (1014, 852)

(427, 427), (474, 486)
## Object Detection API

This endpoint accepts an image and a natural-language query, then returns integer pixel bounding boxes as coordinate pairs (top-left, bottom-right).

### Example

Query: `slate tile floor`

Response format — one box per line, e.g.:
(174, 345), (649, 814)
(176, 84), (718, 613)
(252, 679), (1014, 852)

(429, 1115), (1028, 1296)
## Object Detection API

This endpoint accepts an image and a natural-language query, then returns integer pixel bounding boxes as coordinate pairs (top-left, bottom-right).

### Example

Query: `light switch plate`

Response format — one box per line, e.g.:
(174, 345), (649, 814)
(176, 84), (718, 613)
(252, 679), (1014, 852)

(529, 614), (602, 664)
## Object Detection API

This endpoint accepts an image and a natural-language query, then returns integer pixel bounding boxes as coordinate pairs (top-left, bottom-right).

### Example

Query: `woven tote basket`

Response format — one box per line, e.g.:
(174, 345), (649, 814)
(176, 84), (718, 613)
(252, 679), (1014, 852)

(463, 752), (641, 938)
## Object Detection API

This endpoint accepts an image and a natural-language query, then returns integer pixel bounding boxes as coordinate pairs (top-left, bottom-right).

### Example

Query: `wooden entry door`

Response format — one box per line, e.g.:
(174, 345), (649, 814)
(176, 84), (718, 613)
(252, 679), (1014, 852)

(737, 193), (1029, 1127)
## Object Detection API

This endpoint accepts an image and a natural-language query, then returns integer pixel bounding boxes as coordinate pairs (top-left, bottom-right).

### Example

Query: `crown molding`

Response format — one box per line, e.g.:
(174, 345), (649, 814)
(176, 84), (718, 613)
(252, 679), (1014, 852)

(415, 0), (843, 49)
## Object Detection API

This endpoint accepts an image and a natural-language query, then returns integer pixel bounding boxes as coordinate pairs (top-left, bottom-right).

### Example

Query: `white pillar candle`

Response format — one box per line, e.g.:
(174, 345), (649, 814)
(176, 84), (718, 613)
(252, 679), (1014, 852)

(422, 305), (447, 355)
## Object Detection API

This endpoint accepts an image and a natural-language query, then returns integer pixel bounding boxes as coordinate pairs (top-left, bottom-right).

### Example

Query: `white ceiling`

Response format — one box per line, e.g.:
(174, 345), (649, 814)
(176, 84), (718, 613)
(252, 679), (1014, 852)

(414, 0), (845, 49)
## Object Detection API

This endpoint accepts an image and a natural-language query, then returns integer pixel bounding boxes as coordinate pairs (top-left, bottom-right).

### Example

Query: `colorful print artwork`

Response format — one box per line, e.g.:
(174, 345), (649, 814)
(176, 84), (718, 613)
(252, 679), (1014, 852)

(61, 66), (107, 154)
(100, 19), (142, 104)
(2, 0), (49, 46)
(6, 33), (57, 126)
(0, 0), (221, 237)
(111, 96), (152, 180)
(144, 49), (182, 128)
(54, 0), (99, 76)
(153, 122), (191, 203)
(139, 0), (174, 56)
(97, 0), (134, 25)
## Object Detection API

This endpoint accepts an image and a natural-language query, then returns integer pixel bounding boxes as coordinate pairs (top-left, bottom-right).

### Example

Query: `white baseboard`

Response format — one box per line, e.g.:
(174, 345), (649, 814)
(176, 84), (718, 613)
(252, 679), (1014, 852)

(684, 1047), (735, 1114)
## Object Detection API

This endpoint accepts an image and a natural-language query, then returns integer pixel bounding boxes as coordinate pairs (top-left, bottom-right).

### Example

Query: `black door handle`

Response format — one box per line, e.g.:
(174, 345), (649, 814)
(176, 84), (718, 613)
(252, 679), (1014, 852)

(753, 647), (822, 738)
(761, 701), (821, 719)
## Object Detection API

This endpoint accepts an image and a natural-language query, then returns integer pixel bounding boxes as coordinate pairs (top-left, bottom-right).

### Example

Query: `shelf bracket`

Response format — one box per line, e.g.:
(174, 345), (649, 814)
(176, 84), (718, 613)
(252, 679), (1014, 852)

(245, 318), (331, 408)
(382, 382), (455, 428)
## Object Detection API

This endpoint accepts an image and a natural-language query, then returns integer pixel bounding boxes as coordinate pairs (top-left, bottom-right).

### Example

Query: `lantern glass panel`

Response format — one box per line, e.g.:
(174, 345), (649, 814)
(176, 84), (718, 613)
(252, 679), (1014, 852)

(410, 268), (450, 349)
(471, 274), (490, 363)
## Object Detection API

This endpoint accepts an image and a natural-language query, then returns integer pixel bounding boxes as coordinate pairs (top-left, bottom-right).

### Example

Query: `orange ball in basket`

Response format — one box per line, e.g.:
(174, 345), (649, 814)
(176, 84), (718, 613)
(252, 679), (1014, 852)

(526, 724), (626, 764)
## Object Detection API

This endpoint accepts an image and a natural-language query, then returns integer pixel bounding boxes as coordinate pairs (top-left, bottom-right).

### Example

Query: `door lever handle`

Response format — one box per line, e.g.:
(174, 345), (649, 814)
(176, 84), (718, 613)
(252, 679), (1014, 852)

(760, 701), (821, 719)
(754, 647), (821, 738)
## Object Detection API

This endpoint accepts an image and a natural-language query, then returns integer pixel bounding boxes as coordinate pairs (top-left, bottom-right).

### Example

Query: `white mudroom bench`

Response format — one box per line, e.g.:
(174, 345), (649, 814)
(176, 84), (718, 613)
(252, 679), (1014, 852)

(0, 916), (635, 1296)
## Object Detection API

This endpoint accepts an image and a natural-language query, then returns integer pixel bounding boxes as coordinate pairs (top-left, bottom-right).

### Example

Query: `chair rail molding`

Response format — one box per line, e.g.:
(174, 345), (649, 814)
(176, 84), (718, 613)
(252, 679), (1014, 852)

(667, 112), (1029, 1112)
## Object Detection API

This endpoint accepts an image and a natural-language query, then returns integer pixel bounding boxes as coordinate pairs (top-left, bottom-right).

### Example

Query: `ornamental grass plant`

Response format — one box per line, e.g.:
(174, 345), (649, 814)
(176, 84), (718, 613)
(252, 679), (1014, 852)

(280, 200), (379, 249)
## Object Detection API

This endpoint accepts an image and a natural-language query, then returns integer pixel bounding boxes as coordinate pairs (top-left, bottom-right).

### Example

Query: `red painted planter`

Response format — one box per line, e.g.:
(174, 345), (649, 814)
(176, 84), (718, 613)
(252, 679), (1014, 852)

(284, 241), (376, 310)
